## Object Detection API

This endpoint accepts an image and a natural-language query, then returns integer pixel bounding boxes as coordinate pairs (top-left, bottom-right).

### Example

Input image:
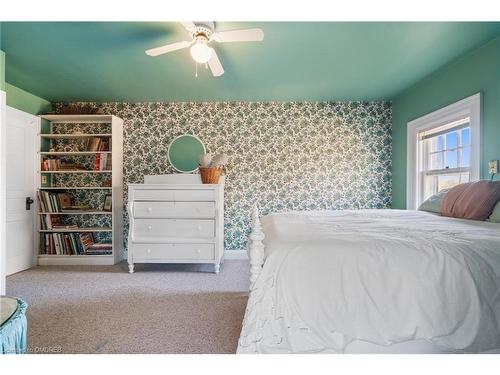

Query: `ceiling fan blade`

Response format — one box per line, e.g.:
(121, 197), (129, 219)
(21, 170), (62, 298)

(208, 49), (224, 77)
(145, 40), (192, 57)
(212, 28), (264, 43)
(180, 21), (197, 34)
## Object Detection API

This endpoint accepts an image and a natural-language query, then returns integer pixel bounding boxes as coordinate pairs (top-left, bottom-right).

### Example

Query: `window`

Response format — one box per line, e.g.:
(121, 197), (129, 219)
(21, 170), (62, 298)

(420, 118), (471, 200)
(407, 94), (480, 209)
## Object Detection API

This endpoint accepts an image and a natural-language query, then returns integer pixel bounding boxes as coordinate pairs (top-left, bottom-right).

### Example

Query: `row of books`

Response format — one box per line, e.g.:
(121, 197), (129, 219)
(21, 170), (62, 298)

(88, 137), (110, 152)
(37, 191), (72, 213)
(41, 159), (85, 171)
(85, 242), (113, 255)
(94, 153), (112, 171)
(40, 232), (112, 255)
(39, 215), (79, 230)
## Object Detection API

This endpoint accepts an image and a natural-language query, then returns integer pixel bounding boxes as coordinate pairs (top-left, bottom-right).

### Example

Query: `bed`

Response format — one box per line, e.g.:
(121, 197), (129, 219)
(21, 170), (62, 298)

(237, 207), (500, 353)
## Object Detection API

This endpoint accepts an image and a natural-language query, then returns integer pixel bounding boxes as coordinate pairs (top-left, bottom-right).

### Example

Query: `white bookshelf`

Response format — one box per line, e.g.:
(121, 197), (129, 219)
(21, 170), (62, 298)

(36, 114), (124, 266)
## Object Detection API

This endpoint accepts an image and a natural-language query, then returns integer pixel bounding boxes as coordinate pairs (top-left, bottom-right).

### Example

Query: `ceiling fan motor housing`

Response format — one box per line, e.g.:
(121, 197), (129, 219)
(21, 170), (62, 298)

(191, 22), (215, 40)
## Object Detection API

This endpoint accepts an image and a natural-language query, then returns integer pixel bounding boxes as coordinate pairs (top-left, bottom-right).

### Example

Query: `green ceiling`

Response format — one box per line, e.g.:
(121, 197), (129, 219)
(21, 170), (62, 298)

(1, 22), (500, 102)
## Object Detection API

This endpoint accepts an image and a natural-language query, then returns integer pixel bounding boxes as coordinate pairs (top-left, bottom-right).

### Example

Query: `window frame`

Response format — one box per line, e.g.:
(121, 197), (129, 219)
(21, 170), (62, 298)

(406, 93), (481, 209)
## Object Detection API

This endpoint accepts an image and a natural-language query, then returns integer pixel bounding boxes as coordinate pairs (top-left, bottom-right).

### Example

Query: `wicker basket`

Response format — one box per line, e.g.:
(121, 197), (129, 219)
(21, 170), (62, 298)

(199, 166), (223, 184)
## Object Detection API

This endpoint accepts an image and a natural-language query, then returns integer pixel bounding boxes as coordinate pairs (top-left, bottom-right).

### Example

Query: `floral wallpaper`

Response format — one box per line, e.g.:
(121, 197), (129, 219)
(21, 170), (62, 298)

(55, 102), (392, 251)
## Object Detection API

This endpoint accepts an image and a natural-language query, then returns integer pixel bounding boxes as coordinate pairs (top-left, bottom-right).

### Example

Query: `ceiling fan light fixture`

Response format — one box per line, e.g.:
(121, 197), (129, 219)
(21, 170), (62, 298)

(190, 40), (212, 64)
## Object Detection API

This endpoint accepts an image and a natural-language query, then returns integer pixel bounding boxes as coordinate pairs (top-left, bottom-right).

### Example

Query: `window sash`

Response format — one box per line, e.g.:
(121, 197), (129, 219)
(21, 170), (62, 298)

(424, 167), (470, 176)
(419, 118), (470, 140)
(422, 126), (470, 173)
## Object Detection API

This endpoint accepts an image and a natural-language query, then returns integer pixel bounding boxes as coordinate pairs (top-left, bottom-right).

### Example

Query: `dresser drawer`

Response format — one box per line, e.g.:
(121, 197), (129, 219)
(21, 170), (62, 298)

(134, 202), (215, 218)
(132, 243), (214, 260)
(133, 219), (215, 239)
(133, 189), (215, 202)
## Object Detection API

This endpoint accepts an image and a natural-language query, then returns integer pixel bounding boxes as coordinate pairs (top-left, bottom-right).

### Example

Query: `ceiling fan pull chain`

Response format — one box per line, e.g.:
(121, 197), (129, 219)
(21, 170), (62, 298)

(195, 63), (198, 78)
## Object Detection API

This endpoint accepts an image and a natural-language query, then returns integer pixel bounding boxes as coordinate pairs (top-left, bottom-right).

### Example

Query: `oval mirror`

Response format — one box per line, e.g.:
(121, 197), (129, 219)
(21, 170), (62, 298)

(167, 134), (206, 173)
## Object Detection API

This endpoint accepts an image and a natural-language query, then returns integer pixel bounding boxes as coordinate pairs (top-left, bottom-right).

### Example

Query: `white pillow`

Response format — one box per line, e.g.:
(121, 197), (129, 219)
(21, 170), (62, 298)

(418, 189), (449, 213)
(488, 200), (500, 223)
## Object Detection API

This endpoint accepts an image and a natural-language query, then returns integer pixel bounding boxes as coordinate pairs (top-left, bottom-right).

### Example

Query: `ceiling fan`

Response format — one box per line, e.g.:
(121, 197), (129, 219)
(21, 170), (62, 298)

(145, 22), (264, 77)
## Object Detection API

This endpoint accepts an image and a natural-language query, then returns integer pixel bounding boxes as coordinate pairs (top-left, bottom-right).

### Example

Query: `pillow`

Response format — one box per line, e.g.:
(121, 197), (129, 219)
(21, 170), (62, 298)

(441, 181), (500, 220)
(418, 189), (449, 213)
(488, 200), (500, 223)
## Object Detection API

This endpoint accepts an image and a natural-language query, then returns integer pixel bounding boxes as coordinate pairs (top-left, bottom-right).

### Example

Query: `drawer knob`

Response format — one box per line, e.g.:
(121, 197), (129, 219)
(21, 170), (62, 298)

(147, 207), (153, 212)
(196, 249), (201, 254)
(147, 225), (152, 231)
(197, 225), (202, 231)
(147, 249), (151, 254)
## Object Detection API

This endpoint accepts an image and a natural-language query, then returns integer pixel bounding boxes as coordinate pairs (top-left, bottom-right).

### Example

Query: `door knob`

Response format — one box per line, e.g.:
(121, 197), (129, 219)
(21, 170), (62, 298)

(26, 197), (34, 210)
(147, 207), (153, 213)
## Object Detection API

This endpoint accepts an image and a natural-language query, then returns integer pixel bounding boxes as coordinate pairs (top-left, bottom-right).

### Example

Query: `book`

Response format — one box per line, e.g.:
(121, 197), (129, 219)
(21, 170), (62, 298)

(41, 174), (53, 187)
(57, 193), (72, 209)
(51, 224), (78, 230)
(79, 233), (94, 253)
(94, 153), (101, 171)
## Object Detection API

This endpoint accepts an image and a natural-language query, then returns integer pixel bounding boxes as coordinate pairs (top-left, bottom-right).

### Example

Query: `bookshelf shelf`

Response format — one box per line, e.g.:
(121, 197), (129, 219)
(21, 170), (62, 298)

(36, 114), (124, 266)
(39, 133), (112, 139)
(39, 211), (112, 215)
(40, 187), (112, 190)
(38, 254), (113, 258)
(40, 170), (112, 174)
(39, 228), (113, 233)
(40, 151), (112, 155)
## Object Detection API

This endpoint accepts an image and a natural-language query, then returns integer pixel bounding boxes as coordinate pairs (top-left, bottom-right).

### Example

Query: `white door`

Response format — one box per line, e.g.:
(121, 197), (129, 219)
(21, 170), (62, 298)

(0, 91), (6, 293)
(5, 106), (38, 275)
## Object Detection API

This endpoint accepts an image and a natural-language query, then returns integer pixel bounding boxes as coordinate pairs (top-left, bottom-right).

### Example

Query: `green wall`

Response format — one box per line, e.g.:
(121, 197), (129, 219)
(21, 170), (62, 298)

(0, 50), (5, 91)
(391, 37), (500, 209)
(1, 20), (4, 90)
(1, 42), (52, 114)
(5, 82), (52, 115)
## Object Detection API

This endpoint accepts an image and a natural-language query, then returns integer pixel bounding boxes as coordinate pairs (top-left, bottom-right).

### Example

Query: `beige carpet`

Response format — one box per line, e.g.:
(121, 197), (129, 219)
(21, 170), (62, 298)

(6, 260), (249, 354)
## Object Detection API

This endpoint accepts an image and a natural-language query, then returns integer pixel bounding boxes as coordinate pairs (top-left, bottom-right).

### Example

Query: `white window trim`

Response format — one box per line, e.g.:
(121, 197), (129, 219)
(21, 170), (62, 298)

(406, 93), (481, 209)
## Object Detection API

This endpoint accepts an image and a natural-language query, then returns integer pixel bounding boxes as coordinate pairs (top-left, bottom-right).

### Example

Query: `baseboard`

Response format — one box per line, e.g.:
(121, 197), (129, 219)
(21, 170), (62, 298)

(224, 249), (248, 260)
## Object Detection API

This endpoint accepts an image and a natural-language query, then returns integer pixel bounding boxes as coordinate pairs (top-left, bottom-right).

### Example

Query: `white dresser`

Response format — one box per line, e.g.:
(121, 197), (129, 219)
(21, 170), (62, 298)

(127, 174), (224, 273)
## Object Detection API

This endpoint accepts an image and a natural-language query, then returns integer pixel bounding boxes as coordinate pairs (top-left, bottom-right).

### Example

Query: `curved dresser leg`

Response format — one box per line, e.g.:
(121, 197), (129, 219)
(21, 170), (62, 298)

(214, 263), (220, 274)
(128, 263), (135, 273)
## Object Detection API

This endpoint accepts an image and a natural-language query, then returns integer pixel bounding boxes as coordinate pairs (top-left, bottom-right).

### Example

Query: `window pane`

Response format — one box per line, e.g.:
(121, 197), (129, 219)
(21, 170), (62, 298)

(437, 173), (469, 191)
(428, 151), (443, 170)
(423, 175), (437, 201)
(438, 174), (461, 191)
(425, 172), (470, 200)
(437, 135), (443, 152)
(445, 150), (458, 169)
(461, 127), (470, 146)
(446, 131), (458, 149)
(461, 145), (470, 168)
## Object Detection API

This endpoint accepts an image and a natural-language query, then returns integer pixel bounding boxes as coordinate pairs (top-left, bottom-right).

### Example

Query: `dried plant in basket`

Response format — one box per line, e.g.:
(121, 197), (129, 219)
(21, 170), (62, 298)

(198, 152), (228, 184)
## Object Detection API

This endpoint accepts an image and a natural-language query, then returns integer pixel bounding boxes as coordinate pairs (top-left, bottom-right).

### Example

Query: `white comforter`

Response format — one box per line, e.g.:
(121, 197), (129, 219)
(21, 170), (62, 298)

(237, 209), (500, 353)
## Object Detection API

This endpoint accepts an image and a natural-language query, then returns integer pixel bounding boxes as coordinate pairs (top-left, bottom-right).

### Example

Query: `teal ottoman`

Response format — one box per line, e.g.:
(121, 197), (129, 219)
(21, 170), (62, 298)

(0, 297), (27, 354)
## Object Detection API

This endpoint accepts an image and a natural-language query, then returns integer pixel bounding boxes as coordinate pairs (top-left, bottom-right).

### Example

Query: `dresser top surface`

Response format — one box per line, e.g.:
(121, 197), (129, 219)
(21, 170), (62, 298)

(131, 174), (225, 187)
(128, 183), (222, 190)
